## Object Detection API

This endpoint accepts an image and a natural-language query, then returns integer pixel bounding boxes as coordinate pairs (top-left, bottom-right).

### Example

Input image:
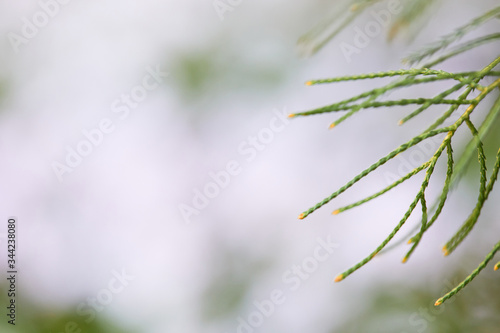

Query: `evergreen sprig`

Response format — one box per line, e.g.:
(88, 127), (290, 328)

(292, 4), (500, 306)
(298, 0), (383, 57)
(435, 241), (500, 306)
(404, 6), (500, 65)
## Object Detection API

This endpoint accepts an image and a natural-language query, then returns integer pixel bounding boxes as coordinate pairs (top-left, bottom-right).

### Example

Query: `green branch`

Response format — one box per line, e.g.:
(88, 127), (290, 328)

(292, 4), (500, 305)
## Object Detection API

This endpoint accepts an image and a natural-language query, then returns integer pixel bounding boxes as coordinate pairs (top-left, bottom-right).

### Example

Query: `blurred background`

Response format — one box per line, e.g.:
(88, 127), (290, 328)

(0, 0), (499, 332)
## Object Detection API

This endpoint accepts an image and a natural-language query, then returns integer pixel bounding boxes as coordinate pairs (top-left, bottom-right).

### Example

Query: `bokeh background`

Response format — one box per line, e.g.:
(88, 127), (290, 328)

(0, 0), (499, 332)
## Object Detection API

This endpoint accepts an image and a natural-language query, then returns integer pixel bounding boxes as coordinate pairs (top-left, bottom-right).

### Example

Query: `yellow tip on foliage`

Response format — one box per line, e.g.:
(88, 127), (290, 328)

(398, 119), (404, 126)
(442, 246), (449, 256)
(305, 81), (313, 86)
(388, 21), (402, 42)
(298, 213), (305, 220)
(334, 274), (344, 282)
(332, 209), (340, 215)
(434, 299), (443, 307)
(350, 4), (359, 11)
(288, 113), (295, 118)
(401, 257), (408, 264)
(407, 239), (413, 244)
(494, 263), (499, 271)
(329, 123), (336, 129)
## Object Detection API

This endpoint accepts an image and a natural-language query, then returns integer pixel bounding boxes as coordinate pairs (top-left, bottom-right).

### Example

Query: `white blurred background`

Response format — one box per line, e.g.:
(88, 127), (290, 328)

(0, 1), (499, 332)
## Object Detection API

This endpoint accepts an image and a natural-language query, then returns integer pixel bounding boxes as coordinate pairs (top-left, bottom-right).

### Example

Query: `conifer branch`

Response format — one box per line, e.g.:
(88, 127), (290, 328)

(292, 3), (500, 304)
